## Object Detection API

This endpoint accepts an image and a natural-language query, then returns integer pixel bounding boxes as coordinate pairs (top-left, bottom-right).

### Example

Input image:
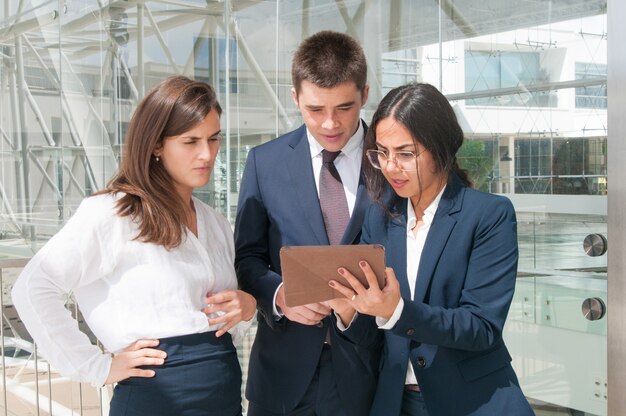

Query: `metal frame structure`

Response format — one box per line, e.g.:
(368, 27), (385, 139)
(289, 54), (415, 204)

(0, 0), (615, 414)
(0, 0), (609, 242)
(607, 0), (626, 413)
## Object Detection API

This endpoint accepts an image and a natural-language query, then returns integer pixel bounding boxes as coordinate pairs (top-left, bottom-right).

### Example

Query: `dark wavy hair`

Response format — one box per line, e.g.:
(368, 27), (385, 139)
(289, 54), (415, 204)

(363, 83), (471, 211)
(97, 76), (221, 249)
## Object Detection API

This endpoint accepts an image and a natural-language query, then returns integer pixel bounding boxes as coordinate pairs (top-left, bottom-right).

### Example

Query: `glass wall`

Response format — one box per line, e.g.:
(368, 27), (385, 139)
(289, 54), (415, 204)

(0, 0), (609, 414)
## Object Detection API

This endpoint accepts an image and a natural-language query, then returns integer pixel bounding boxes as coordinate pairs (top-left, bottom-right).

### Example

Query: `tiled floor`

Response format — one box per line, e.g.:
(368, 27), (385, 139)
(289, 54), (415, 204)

(530, 398), (593, 415)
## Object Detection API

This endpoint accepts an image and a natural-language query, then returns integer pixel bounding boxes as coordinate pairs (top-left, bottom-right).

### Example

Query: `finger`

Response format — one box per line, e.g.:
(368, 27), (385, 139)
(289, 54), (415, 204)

(132, 355), (166, 367)
(129, 368), (156, 378)
(284, 306), (325, 325)
(205, 294), (243, 313)
(303, 302), (331, 315)
(208, 311), (238, 326)
(211, 308), (247, 336)
(328, 279), (355, 300)
(125, 339), (160, 351)
(128, 348), (167, 359)
(295, 305), (328, 321)
(206, 290), (236, 304)
(203, 301), (236, 315)
(215, 320), (237, 337)
(336, 267), (368, 296)
(382, 267), (400, 292)
(359, 260), (383, 292)
(290, 312), (323, 326)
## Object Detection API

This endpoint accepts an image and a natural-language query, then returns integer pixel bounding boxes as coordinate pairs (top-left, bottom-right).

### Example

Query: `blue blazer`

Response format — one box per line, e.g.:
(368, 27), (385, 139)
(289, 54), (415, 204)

(234, 124), (381, 416)
(365, 175), (533, 416)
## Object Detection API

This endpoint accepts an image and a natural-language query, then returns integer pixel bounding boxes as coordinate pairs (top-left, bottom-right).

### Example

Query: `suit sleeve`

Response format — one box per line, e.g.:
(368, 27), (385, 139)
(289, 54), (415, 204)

(326, 204), (384, 349)
(234, 148), (284, 329)
(391, 197), (518, 351)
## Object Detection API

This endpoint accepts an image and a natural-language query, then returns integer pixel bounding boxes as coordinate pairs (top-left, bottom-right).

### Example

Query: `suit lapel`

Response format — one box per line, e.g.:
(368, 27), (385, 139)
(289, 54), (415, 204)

(389, 204), (412, 300)
(340, 174), (369, 244)
(414, 179), (464, 303)
(340, 120), (369, 245)
(286, 128), (329, 245)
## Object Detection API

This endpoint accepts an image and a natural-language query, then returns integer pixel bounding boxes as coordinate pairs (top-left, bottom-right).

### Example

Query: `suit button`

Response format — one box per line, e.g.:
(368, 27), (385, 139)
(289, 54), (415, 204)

(406, 328), (415, 336)
(416, 357), (426, 368)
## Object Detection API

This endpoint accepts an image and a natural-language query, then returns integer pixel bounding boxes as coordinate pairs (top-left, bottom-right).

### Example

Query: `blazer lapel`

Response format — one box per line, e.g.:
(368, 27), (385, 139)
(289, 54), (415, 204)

(286, 128), (329, 245)
(341, 120), (369, 245)
(414, 178), (464, 303)
(341, 174), (369, 244)
(389, 204), (412, 300)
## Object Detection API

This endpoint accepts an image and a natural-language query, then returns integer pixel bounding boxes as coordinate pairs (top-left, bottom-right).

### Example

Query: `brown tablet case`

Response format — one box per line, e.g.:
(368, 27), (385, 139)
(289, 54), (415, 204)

(280, 244), (386, 307)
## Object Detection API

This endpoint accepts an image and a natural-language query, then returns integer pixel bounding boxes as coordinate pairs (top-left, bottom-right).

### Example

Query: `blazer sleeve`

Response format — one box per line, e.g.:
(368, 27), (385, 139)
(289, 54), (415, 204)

(326, 205), (385, 350)
(234, 148), (284, 329)
(390, 196), (518, 351)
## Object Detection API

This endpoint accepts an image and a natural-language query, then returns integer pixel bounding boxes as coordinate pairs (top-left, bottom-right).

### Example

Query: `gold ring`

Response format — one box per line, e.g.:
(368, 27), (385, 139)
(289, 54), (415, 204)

(351, 294), (357, 301)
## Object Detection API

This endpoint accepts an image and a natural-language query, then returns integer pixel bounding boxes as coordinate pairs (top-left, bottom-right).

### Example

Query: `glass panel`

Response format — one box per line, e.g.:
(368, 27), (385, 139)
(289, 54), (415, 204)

(0, 1), (609, 415)
(444, 2), (608, 414)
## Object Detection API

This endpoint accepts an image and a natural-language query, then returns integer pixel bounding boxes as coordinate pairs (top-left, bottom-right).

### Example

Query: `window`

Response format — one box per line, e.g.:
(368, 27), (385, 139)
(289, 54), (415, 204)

(465, 50), (556, 107)
(575, 62), (607, 108)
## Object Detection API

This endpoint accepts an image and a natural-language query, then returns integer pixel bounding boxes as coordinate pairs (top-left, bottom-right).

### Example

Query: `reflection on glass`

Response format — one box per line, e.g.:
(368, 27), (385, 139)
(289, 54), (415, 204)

(0, 1), (608, 415)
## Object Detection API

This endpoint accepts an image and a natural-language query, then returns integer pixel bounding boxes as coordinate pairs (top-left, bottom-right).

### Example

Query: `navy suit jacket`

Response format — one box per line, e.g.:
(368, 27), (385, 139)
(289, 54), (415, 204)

(364, 175), (533, 416)
(234, 124), (381, 416)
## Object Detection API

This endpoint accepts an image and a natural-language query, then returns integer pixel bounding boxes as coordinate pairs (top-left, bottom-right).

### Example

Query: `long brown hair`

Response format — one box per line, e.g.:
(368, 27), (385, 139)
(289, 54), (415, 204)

(98, 76), (222, 249)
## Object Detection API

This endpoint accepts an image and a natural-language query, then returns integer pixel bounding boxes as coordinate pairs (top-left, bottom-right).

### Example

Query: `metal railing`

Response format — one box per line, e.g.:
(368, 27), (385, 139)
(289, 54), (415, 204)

(0, 258), (110, 416)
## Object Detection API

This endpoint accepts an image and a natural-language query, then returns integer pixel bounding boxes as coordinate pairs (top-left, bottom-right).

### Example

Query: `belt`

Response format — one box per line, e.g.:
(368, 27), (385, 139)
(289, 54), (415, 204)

(404, 384), (420, 392)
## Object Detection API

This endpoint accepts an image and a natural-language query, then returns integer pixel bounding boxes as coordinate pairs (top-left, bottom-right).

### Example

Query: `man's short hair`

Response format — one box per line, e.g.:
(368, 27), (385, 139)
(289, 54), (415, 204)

(292, 31), (367, 96)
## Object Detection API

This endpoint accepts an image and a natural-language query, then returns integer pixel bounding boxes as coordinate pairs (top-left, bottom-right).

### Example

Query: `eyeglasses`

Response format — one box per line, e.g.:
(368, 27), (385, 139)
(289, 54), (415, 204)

(366, 149), (424, 172)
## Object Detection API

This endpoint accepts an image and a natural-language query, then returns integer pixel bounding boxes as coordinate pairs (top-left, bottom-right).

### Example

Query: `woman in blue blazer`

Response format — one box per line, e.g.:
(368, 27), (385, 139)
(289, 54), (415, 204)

(329, 83), (534, 416)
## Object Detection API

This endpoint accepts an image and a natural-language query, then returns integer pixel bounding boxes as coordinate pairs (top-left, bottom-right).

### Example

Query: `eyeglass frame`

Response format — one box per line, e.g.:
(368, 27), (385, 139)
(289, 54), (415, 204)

(365, 148), (426, 172)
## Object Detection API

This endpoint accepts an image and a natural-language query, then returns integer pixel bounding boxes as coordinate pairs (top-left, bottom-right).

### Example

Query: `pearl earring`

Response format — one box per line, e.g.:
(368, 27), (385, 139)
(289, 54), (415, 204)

(155, 156), (160, 162)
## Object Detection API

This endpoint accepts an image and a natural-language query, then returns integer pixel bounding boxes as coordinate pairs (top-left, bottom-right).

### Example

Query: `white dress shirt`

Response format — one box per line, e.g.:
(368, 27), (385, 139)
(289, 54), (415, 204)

(307, 121), (364, 216)
(377, 186), (446, 385)
(12, 193), (250, 387)
(273, 122), (365, 317)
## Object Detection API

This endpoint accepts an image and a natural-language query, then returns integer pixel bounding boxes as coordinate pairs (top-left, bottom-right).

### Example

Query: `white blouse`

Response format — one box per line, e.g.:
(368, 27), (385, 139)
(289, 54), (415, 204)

(12, 193), (250, 387)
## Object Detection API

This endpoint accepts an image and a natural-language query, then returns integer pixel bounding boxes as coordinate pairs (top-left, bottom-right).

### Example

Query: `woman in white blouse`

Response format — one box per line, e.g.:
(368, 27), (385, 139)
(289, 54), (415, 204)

(12, 76), (256, 415)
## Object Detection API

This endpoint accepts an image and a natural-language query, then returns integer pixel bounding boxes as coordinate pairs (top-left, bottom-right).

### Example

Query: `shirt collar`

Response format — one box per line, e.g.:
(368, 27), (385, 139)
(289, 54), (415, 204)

(406, 185), (446, 236)
(306, 120), (364, 160)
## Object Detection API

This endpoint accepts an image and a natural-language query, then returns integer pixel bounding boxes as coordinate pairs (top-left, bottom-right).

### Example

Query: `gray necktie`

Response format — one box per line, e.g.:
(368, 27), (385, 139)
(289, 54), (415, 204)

(319, 150), (350, 245)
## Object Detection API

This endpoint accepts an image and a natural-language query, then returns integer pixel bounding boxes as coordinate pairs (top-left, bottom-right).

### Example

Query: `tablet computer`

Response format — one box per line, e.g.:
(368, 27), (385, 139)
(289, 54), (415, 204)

(280, 244), (386, 307)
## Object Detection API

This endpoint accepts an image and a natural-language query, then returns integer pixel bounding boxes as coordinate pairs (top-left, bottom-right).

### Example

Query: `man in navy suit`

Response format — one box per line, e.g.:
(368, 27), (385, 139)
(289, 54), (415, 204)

(234, 31), (381, 416)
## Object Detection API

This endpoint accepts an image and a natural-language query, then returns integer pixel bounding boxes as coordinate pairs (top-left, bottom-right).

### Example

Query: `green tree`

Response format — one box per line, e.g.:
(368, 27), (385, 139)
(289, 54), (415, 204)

(457, 140), (495, 192)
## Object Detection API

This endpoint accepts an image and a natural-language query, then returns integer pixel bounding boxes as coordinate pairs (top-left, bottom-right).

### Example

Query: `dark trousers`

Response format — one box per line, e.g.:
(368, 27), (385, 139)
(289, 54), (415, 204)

(401, 389), (429, 416)
(246, 345), (347, 416)
(109, 332), (242, 416)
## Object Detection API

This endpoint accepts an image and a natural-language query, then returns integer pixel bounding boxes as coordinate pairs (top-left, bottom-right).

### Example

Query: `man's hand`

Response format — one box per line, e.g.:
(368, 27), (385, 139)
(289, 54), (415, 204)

(275, 285), (331, 325)
(106, 339), (166, 384)
(324, 297), (357, 327)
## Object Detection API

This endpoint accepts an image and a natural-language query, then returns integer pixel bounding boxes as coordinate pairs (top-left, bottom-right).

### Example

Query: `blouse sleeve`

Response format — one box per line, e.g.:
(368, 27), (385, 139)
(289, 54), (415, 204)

(212, 212), (253, 346)
(11, 195), (124, 387)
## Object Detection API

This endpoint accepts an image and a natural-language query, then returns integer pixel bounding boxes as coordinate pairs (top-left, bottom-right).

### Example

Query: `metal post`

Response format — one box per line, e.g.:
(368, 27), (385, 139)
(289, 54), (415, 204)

(224, 0), (231, 220)
(1, 267), (7, 416)
(14, 36), (33, 241)
(137, 3), (145, 97)
(607, 0), (626, 413)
